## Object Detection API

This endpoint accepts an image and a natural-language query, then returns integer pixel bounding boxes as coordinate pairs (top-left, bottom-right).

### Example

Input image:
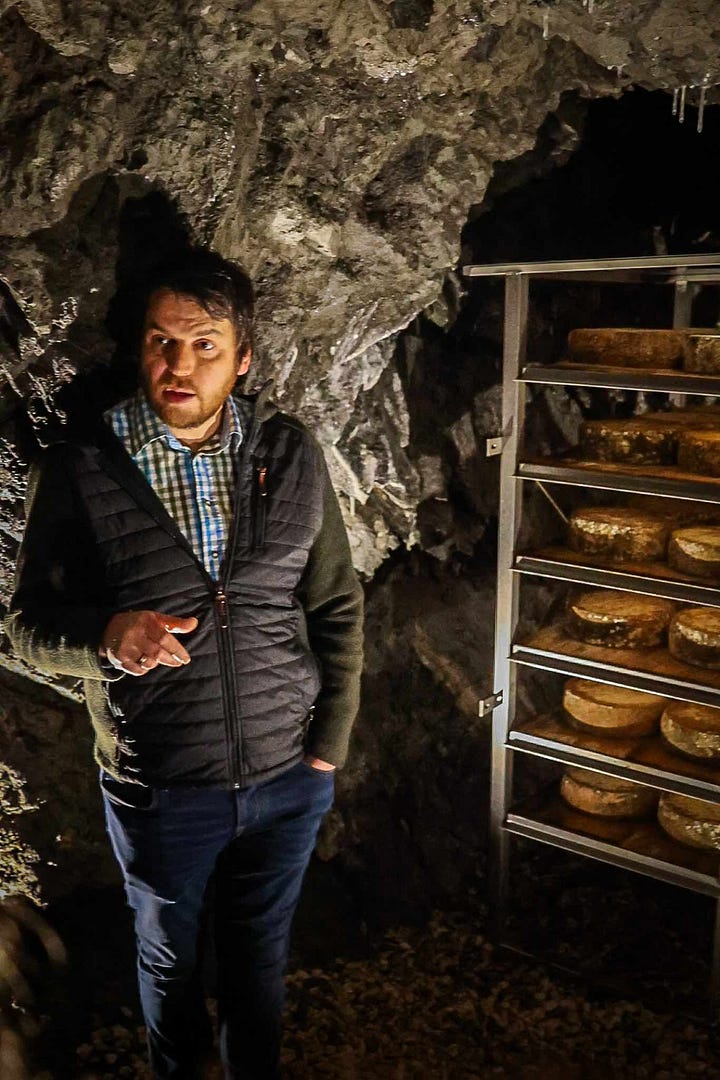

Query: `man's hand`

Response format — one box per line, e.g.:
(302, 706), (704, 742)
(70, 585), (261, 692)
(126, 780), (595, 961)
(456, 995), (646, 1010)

(303, 755), (336, 772)
(101, 610), (198, 677)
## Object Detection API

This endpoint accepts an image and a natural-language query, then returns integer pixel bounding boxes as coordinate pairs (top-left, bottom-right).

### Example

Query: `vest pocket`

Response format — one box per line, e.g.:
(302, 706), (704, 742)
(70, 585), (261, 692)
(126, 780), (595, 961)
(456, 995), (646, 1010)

(251, 461), (268, 551)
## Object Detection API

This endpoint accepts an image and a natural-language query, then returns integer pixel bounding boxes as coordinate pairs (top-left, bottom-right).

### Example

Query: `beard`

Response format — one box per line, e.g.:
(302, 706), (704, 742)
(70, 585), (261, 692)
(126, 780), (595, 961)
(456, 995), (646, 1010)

(150, 394), (215, 431)
(141, 370), (238, 433)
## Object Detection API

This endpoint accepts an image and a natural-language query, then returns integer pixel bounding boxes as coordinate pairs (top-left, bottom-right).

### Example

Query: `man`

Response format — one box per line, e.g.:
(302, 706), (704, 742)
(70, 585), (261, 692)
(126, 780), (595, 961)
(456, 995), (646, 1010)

(6, 248), (364, 1079)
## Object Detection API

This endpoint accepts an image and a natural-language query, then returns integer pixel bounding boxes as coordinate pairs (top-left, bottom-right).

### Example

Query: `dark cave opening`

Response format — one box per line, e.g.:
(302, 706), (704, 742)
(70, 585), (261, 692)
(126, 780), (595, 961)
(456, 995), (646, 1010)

(466, 85), (720, 263)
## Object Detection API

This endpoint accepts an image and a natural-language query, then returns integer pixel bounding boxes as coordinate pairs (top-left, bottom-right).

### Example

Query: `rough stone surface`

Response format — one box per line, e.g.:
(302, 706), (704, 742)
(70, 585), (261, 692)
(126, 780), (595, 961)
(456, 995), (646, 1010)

(0, 671), (118, 904)
(328, 554), (494, 918)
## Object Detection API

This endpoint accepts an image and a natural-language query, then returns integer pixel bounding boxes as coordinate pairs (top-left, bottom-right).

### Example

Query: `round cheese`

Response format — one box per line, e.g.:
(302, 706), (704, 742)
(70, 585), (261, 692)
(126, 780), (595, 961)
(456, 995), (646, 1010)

(661, 700), (720, 761)
(563, 679), (665, 736)
(579, 408), (720, 467)
(657, 792), (720, 850)
(668, 527), (720, 581)
(578, 418), (679, 466)
(566, 589), (675, 648)
(682, 334), (720, 375)
(561, 767), (657, 818)
(569, 506), (669, 563)
(567, 328), (689, 370)
(669, 607), (720, 669)
(677, 430), (720, 477)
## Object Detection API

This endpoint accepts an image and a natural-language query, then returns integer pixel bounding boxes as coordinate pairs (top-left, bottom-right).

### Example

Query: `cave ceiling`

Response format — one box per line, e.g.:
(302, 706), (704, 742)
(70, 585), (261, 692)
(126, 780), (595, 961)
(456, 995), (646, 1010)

(0, 0), (718, 595)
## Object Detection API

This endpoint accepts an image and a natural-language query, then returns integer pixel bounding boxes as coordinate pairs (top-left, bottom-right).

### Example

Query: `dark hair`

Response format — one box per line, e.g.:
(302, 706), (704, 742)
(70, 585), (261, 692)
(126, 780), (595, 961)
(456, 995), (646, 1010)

(141, 247), (254, 354)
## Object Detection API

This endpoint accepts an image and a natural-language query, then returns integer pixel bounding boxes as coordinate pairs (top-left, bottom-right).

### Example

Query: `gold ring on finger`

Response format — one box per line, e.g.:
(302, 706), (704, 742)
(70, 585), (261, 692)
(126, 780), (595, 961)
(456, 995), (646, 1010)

(137, 654), (149, 666)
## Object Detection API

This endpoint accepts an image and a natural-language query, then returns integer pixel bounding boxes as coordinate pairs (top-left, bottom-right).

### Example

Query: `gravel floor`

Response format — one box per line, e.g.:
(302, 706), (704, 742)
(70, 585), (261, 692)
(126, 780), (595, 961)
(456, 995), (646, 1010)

(64, 909), (720, 1080)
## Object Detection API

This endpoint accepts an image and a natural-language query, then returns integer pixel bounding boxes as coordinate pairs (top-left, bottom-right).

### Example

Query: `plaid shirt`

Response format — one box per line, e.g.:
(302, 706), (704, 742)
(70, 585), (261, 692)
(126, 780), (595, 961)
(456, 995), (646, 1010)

(104, 392), (243, 581)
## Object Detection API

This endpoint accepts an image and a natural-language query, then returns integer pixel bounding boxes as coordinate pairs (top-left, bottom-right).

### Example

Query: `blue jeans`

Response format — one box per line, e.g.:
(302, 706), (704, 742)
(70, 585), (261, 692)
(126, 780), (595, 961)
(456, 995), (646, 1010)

(101, 760), (335, 1079)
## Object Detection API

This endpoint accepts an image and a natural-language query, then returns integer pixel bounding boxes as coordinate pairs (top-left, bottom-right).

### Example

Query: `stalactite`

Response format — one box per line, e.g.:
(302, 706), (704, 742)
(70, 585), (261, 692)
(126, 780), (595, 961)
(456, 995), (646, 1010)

(698, 84), (708, 133)
(679, 84), (687, 124)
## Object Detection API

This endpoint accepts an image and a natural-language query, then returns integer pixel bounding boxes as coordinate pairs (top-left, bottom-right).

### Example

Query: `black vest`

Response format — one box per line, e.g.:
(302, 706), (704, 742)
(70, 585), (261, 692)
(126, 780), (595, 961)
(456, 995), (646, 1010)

(75, 395), (324, 787)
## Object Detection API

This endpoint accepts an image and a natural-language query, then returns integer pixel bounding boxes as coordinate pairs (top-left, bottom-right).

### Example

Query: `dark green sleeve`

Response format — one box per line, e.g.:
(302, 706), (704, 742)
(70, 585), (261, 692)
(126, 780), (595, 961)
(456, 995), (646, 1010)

(5, 447), (120, 681)
(296, 457), (364, 769)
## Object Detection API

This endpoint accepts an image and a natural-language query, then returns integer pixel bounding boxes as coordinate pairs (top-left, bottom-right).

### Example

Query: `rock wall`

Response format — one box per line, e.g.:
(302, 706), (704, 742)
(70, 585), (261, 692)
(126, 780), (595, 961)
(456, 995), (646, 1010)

(3, 1), (718, 568)
(1, 0), (720, 916)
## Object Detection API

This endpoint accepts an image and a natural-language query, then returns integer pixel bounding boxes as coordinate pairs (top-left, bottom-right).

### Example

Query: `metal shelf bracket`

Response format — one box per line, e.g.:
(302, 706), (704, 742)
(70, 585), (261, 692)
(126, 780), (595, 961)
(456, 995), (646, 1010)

(479, 689), (504, 717)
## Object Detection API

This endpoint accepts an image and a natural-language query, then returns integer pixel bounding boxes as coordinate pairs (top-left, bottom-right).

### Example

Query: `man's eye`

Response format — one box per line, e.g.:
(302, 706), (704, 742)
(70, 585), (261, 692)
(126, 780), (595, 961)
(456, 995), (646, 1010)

(197, 340), (215, 351)
(154, 336), (171, 347)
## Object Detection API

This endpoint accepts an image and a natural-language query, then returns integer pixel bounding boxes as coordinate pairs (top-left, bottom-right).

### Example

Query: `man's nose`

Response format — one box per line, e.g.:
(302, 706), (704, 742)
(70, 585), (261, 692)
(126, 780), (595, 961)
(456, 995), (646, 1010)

(165, 342), (196, 378)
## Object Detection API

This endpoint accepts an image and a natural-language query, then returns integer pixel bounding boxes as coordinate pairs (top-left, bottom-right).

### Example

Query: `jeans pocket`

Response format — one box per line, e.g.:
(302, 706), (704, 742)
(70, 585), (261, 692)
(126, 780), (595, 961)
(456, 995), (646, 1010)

(300, 759), (336, 780)
(100, 770), (159, 810)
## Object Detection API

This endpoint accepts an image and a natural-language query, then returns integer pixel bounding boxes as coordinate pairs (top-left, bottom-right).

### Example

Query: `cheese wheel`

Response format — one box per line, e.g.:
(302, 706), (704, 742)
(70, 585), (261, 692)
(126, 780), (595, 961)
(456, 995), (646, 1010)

(561, 767), (657, 818)
(661, 700), (720, 761)
(669, 608), (720, 669)
(563, 679), (665, 736)
(578, 418), (679, 465)
(682, 334), (720, 375)
(677, 430), (720, 477)
(569, 506), (669, 562)
(567, 329), (688, 370)
(579, 408), (720, 467)
(668, 527), (720, 580)
(657, 792), (720, 850)
(566, 590), (675, 648)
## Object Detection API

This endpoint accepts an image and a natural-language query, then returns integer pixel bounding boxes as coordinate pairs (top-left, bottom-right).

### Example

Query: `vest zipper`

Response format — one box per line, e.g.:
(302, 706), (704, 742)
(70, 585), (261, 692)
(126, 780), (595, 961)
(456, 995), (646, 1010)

(215, 590), (229, 629)
(215, 407), (263, 785)
(213, 587), (243, 784)
(251, 462), (268, 551)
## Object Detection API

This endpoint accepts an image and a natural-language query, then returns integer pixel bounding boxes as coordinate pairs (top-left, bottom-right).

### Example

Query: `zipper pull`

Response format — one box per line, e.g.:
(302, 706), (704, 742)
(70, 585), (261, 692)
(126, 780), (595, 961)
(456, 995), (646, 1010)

(216, 590), (229, 629)
(257, 464), (267, 496)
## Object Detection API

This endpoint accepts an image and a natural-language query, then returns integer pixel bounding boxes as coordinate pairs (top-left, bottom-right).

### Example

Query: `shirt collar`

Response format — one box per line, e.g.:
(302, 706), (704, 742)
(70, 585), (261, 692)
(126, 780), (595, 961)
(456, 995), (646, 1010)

(128, 391), (243, 456)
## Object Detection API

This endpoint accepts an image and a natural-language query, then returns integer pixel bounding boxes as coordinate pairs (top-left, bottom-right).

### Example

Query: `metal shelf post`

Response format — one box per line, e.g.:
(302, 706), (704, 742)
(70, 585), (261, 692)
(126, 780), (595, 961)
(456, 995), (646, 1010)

(489, 273), (528, 934)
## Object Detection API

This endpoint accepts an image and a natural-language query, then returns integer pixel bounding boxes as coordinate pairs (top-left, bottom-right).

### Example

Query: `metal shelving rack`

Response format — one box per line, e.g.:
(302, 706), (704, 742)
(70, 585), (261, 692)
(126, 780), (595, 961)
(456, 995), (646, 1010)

(462, 254), (720, 1000)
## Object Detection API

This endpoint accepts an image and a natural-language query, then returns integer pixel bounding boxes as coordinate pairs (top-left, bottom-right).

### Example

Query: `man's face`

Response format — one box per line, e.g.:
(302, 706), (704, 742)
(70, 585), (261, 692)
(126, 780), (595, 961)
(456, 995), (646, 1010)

(140, 289), (251, 439)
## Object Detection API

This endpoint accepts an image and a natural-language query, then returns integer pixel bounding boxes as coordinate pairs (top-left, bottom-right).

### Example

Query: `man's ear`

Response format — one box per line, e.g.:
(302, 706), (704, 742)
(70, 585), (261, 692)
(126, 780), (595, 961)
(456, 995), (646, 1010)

(237, 346), (252, 377)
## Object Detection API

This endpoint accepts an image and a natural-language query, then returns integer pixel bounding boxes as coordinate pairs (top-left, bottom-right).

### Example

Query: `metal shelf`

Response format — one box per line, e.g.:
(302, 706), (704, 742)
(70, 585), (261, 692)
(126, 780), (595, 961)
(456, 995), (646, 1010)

(521, 364), (720, 397)
(512, 643), (720, 712)
(474, 254), (720, 1006)
(518, 461), (720, 504)
(504, 807), (720, 898)
(514, 554), (720, 608)
(508, 719), (720, 803)
(463, 253), (720, 284)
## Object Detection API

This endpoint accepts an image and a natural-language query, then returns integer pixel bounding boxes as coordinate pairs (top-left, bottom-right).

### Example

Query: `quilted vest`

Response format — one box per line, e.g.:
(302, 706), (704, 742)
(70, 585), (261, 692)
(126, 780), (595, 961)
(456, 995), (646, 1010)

(75, 393), (324, 787)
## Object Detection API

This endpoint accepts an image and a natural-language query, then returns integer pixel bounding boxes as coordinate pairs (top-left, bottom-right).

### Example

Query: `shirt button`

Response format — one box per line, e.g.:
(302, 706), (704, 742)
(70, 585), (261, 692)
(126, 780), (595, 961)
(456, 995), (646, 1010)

(212, 551), (219, 559)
